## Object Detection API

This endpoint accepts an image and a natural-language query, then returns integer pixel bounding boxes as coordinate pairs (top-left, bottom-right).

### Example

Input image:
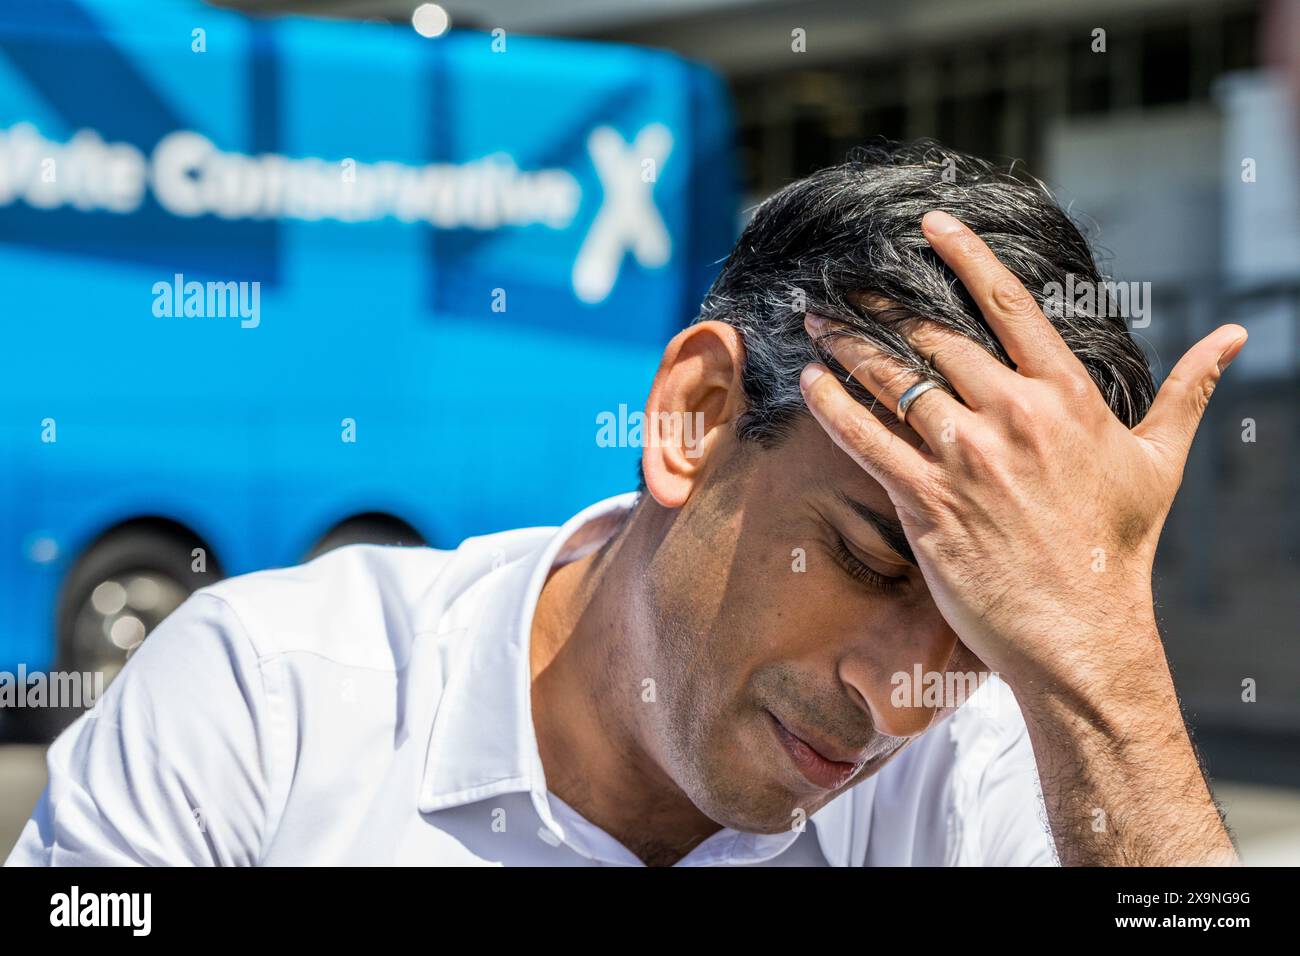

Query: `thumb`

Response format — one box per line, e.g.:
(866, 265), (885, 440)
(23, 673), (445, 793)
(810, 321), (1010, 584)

(1134, 324), (1247, 462)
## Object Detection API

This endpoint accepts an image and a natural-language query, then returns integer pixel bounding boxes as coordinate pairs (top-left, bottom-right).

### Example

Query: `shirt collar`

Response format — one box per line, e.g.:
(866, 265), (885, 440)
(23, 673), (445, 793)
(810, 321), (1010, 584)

(418, 493), (639, 821)
(416, 492), (857, 866)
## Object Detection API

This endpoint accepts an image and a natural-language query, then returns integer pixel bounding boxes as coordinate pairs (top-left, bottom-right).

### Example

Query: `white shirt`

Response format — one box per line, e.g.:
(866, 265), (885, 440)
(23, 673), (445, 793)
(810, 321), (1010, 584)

(7, 493), (1057, 867)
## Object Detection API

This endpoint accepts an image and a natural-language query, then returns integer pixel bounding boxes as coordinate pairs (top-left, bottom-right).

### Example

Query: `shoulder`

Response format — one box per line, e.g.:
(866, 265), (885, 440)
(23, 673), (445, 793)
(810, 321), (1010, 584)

(198, 526), (554, 670)
(7, 529), (554, 866)
(199, 544), (455, 672)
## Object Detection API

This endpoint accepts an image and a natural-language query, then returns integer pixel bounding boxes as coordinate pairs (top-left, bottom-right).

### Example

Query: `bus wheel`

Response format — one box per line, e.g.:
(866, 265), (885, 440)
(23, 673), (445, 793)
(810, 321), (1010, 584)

(306, 514), (425, 560)
(57, 525), (221, 689)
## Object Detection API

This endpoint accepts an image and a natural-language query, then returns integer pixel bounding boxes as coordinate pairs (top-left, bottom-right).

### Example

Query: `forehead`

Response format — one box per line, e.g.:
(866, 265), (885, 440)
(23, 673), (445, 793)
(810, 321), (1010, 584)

(757, 411), (923, 521)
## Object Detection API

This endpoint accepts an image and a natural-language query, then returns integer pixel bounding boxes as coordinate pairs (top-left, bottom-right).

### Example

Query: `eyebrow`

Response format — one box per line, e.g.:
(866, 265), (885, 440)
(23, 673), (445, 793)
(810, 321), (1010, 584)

(836, 491), (917, 566)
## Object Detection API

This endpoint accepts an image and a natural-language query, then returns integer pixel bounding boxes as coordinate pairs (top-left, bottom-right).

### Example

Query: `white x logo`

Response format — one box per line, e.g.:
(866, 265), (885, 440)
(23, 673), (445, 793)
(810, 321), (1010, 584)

(572, 123), (674, 304)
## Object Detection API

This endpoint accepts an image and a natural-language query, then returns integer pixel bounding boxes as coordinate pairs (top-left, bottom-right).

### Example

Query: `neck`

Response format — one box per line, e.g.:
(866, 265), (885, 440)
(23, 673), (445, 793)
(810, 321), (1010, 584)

(529, 503), (720, 866)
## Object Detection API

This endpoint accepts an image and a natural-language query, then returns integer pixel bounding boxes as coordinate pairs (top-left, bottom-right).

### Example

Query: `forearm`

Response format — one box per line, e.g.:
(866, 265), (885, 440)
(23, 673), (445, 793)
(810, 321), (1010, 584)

(1007, 616), (1237, 866)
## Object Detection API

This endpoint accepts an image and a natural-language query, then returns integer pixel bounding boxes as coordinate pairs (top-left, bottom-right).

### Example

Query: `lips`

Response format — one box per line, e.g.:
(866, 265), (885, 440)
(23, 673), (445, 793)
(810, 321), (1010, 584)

(766, 711), (862, 791)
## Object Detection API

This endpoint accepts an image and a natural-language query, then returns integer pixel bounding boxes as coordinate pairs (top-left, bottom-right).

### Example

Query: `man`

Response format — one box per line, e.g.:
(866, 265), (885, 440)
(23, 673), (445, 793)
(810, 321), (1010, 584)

(8, 141), (1242, 866)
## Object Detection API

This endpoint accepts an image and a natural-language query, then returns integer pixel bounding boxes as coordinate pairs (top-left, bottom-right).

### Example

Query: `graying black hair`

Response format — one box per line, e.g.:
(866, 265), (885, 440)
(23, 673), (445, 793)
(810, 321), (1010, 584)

(697, 139), (1155, 446)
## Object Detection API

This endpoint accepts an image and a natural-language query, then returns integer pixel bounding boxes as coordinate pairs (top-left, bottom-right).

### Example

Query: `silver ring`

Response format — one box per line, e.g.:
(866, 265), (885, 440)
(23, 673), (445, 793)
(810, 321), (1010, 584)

(896, 380), (941, 426)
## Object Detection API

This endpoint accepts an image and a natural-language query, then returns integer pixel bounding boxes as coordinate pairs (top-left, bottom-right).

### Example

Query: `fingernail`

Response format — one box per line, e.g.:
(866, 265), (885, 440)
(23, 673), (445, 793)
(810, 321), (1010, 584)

(800, 364), (826, 390)
(1218, 336), (1247, 372)
(923, 210), (962, 235)
(804, 312), (827, 336)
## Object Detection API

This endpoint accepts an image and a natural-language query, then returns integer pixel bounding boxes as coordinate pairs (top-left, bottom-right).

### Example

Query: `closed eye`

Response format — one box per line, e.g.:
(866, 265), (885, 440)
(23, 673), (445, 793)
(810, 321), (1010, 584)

(831, 531), (908, 594)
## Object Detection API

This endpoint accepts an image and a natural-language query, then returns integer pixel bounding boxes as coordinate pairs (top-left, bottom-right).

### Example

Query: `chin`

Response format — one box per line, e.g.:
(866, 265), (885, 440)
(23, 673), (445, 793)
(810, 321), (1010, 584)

(703, 803), (792, 835)
(689, 770), (821, 835)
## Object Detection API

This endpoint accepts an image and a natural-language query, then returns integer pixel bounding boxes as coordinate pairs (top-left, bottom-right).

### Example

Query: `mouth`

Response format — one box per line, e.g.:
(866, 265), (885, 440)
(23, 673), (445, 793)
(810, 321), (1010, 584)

(765, 709), (863, 791)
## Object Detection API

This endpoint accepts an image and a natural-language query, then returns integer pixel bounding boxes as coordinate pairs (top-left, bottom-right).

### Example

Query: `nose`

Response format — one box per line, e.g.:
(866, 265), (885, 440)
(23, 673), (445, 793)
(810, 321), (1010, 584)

(837, 605), (961, 737)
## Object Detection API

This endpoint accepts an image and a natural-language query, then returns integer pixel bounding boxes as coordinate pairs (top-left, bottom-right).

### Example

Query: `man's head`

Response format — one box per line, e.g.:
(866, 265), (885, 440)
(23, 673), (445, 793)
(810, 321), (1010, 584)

(621, 140), (1156, 833)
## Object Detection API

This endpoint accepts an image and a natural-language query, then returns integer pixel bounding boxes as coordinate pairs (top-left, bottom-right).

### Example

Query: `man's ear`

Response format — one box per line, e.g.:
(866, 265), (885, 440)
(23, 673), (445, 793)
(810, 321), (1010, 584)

(641, 321), (746, 509)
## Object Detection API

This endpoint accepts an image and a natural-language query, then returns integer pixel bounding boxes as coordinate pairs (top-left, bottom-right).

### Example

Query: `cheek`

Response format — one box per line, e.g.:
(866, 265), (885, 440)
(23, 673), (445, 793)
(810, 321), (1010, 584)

(717, 568), (831, 668)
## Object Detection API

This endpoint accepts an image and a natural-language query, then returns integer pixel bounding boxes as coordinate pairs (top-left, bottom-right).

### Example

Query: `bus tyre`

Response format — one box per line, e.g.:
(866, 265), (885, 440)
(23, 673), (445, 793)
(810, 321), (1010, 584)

(29, 527), (222, 741)
(306, 515), (424, 560)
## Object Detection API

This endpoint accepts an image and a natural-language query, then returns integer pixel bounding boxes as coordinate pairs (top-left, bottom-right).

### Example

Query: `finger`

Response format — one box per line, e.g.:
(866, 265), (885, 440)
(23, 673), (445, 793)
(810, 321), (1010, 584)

(891, 317), (1021, 409)
(1134, 324), (1247, 463)
(799, 364), (936, 497)
(921, 210), (1082, 379)
(807, 315), (972, 451)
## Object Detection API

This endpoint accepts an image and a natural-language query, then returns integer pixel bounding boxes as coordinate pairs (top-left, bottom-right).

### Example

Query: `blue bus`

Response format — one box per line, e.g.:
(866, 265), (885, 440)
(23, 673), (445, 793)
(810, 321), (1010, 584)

(0, 0), (735, 707)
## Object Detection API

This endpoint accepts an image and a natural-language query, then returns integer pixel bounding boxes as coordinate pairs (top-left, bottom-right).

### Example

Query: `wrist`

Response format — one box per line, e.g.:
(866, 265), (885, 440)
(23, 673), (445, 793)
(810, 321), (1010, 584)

(1001, 606), (1175, 729)
(1013, 666), (1234, 866)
